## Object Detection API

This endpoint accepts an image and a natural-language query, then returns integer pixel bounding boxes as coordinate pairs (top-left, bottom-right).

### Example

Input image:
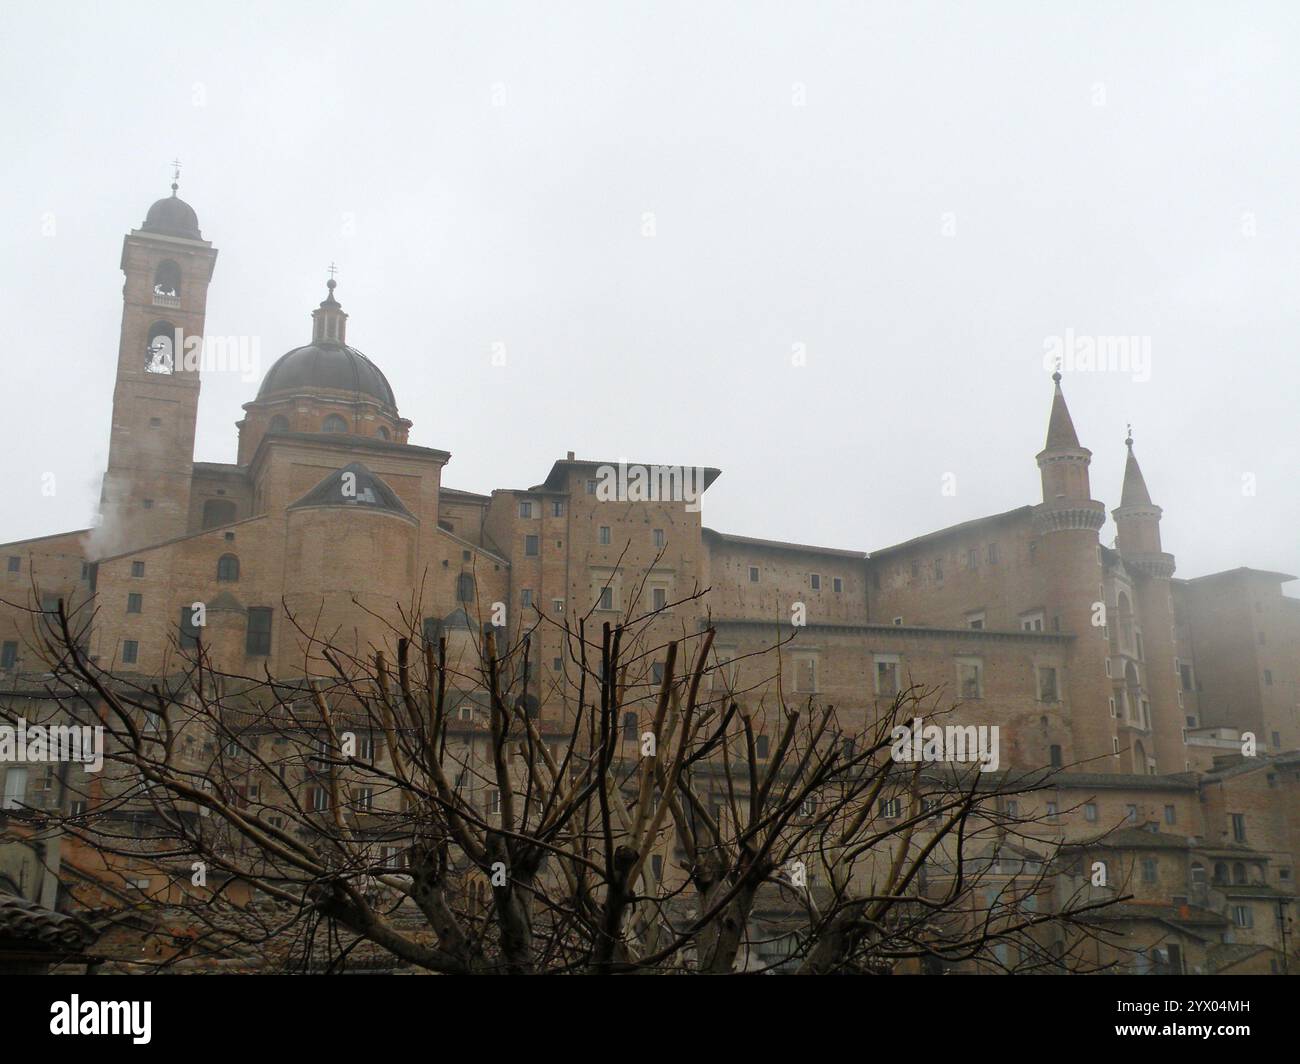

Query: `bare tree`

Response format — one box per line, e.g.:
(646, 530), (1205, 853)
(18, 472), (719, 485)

(0, 588), (1126, 974)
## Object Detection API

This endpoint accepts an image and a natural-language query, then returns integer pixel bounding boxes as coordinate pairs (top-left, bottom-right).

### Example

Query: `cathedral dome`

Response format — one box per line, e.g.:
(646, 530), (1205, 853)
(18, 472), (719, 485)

(142, 189), (202, 240)
(256, 279), (398, 410)
(258, 341), (397, 408)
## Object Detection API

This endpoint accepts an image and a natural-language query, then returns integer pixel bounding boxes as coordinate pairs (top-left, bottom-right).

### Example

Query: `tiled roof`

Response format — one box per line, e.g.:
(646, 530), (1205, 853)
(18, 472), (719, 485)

(0, 893), (95, 952)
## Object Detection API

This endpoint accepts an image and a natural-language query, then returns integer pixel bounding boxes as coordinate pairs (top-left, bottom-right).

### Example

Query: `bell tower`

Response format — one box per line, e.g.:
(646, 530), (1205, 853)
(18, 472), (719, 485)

(99, 170), (218, 555)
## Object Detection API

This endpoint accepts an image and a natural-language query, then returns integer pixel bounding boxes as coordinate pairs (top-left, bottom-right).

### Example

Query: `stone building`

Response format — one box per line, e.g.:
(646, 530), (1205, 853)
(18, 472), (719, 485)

(0, 187), (1295, 972)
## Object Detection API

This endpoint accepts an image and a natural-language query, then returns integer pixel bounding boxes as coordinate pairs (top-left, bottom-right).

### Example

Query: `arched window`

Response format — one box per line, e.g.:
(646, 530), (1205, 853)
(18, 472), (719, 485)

(1233, 862), (1247, 885)
(268, 415), (290, 433)
(457, 573), (475, 603)
(322, 414), (348, 433)
(1190, 862), (1206, 885)
(153, 260), (182, 299)
(202, 499), (237, 529)
(145, 320), (176, 374)
(1116, 591), (1135, 654)
(217, 554), (240, 582)
(376, 425), (390, 441)
(1213, 862), (1228, 884)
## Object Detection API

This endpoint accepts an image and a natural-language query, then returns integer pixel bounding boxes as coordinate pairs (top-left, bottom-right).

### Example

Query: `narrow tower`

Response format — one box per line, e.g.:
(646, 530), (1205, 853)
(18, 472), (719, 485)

(99, 173), (218, 554)
(1112, 430), (1182, 772)
(1033, 372), (1115, 770)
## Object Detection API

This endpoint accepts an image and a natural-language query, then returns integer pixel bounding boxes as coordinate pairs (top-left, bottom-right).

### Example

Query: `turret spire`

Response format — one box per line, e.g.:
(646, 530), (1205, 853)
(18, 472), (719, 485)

(1045, 369), (1081, 450)
(1120, 427), (1154, 508)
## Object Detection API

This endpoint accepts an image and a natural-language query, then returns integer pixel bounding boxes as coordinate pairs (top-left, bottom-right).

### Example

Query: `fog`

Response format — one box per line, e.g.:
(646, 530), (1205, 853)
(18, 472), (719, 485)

(2, 1), (1296, 586)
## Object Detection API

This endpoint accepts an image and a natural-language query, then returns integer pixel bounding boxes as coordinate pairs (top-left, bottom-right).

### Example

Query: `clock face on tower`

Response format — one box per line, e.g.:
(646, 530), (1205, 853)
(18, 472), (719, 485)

(145, 335), (174, 374)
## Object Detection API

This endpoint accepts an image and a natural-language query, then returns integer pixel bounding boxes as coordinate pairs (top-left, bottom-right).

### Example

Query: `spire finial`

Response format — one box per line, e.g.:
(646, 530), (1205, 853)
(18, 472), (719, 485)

(1125, 423), (1134, 448)
(170, 157), (182, 196)
(1052, 354), (1062, 384)
(326, 261), (339, 294)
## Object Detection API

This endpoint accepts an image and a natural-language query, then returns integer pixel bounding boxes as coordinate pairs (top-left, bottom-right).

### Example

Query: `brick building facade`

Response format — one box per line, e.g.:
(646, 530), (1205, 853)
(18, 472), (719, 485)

(1, 188), (1296, 973)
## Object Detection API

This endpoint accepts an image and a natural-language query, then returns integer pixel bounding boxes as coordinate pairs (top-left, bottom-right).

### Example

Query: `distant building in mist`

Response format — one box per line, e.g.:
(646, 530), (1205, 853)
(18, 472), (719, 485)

(1, 186), (1296, 974)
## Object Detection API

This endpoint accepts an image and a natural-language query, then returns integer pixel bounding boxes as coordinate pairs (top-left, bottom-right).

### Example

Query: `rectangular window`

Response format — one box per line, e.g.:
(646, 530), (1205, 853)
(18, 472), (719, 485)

(622, 712), (638, 742)
(552, 598), (565, 614)
(0, 641), (16, 669)
(875, 658), (899, 698)
(585, 479), (598, 494)
(598, 526), (611, 545)
(1046, 800), (1058, 818)
(956, 658), (983, 699)
(966, 611), (985, 630)
(2, 767), (28, 809)
(1141, 858), (1157, 884)
(966, 548), (978, 571)
(121, 640), (138, 664)
(795, 657), (817, 693)
(127, 592), (142, 614)
(653, 528), (666, 549)
(518, 501), (533, 518)
(1020, 611), (1044, 632)
(652, 587), (667, 610)
(246, 607), (273, 656)
(1125, 804), (1138, 823)
(833, 576), (843, 593)
(551, 501), (564, 517)
(489, 789), (502, 815)
(933, 558), (943, 581)
(1232, 905), (1253, 929)
(1038, 667), (1058, 702)
(1231, 813), (1246, 842)
(1264, 669), (1273, 686)
(525, 534), (539, 556)
(5, 556), (18, 573)
(880, 797), (901, 819)
(986, 543), (999, 565)
(1179, 663), (1193, 691)
(179, 605), (201, 649)
(810, 573), (821, 591)
(520, 589), (533, 608)
(1164, 804), (1176, 826)
(598, 587), (614, 610)
(1084, 802), (1098, 822)
(748, 566), (759, 583)
(910, 560), (920, 580)
(131, 561), (145, 577)
(1049, 744), (1062, 768)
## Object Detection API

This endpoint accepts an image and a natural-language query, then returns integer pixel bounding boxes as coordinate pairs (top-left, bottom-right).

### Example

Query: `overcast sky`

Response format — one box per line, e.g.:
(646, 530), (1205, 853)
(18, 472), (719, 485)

(2, 1), (1297, 588)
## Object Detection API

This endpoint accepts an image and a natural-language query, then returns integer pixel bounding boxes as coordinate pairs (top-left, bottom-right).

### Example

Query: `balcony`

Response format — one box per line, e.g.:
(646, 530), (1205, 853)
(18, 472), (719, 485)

(152, 291), (180, 309)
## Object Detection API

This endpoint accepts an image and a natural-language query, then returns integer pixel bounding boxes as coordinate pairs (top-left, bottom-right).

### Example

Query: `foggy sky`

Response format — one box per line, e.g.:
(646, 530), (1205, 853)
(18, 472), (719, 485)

(2, 1), (1297, 589)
